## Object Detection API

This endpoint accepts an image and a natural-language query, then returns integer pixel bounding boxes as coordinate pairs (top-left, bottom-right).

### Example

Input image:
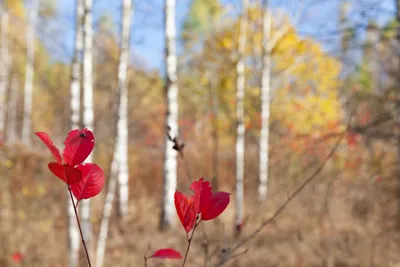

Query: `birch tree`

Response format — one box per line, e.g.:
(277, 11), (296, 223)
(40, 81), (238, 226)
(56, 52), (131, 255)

(68, 0), (84, 266)
(160, 0), (178, 230)
(96, 1), (132, 266)
(209, 75), (219, 190)
(22, 0), (38, 146)
(7, 75), (17, 144)
(258, 0), (271, 201)
(256, 2), (303, 201)
(0, 6), (9, 140)
(81, 0), (94, 245)
(235, 0), (248, 231)
(116, 0), (132, 219)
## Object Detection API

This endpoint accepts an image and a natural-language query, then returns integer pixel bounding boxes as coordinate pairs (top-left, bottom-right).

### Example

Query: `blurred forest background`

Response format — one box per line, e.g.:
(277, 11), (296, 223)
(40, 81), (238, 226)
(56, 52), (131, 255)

(1, 0), (400, 266)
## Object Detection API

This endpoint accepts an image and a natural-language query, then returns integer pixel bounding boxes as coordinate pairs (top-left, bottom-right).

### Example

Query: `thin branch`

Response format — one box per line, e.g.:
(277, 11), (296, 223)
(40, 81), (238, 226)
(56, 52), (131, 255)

(68, 186), (92, 267)
(182, 223), (198, 267)
(214, 129), (347, 267)
(226, 248), (249, 261)
(166, 126), (193, 182)
(179, 150), (193, 182)
(351, 113), (393, 134)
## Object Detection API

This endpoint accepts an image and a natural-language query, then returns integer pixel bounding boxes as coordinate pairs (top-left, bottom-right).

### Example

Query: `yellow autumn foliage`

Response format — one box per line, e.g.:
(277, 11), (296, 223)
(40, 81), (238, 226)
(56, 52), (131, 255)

(5, 0), (25, 17)
(273, 37), (343, 134)
(197, 6), (343, 136)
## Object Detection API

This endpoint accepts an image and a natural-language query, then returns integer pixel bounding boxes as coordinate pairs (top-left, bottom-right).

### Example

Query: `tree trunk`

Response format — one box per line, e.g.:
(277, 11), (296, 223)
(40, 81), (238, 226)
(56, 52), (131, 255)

(7, 74), (17, 144)
(207, 72), (219, 190)
(70, 0), (83, 131)
(116, 0), (132, 219)
(159, 0), (178, 231)
(235, 0), (248, 232)
(0, 8), (9, 141)
(96, 146), (119, 267)
(22, 0), (38, 146)
(68, 0), (84, 266)
(96, 1), (132, 266)
(258, 0), (271, 201)
(395, 0), (400, 230)
(81, 0), (94, 245)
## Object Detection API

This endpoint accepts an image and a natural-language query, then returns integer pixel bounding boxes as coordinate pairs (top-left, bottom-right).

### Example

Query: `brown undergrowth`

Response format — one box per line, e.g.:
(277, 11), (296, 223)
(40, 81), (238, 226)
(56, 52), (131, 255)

(1, 139), (399, 267)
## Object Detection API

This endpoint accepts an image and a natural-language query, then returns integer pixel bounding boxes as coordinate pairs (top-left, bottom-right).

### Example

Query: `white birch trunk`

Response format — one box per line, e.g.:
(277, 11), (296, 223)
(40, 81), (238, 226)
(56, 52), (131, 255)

(81, 0), (94, 245)
(96, 1), (132, 266)
(70, 0), (83, 131)
(7, 75), (17, 144)
(208, 75), (219, 190)
(235, 0), (248, 230)
(96, 145), (119, 267)
(0, 8), (9, 139)
(160, 0), (178, 230)
(68, 0), (84, 266)
(22, 0), (38, 146)
(258, 0), (272, 201)
(116, 0), (132, 219)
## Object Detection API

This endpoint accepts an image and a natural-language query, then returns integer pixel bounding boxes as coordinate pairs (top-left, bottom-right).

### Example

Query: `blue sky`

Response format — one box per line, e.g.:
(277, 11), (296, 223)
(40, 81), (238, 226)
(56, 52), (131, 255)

(46, 0), (191, 70)
(42, 0), (396, 71)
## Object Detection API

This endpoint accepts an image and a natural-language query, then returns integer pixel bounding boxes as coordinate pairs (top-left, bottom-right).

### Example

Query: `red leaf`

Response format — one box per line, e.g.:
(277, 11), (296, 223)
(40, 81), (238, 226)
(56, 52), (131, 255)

(151, 248), (182, 259)
(190, 177), (212, 215)
(11, 252), (23, 263)
(48, 162), (82, 184)
(174, 191), (196, 232)
(48, 162), (65, 182)
(0, 132), (4, 148)
(65, 165), (83, 184)
(63, 129), (95, 166)
(35, 132), (62, 164)
(70, 163), (105, 203)
(201, 192), (230, 221)
(346, 132), (358, 148)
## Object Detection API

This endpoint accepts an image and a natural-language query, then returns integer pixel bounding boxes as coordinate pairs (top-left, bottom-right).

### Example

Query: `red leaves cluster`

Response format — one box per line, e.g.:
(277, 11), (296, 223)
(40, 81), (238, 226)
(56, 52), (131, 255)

(35, 129), (104, 204)
(175, 177), (230, 232)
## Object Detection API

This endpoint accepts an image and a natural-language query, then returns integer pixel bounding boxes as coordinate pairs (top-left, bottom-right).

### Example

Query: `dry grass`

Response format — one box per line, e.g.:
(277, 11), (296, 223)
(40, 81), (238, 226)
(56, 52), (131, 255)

(1, 140), (400, 267)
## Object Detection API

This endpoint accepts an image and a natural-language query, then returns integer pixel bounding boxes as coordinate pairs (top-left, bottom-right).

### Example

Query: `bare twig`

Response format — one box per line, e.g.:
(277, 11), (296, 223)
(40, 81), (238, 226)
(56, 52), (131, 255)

(226, 248), (249, 261)
(179, 150), (194, 182)
(214, 129), (347, 267)
(166, 126), (193, 182)
(68, 186), (92, 267)
(182, 223), (199, 267)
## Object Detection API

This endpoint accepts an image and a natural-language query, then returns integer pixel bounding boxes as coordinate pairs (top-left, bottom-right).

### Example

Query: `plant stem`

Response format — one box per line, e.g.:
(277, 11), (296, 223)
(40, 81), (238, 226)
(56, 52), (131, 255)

(68, 186), (92, 267)
(181, 223), (198, 267)
(179, 150), (193, 182)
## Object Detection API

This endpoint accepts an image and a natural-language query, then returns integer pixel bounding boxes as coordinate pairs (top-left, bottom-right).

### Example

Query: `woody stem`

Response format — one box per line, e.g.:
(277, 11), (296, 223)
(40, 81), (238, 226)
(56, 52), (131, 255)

(179, 150), (193, 182)
(182, 223), (198, 267)
(68, 186), (92, 267)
